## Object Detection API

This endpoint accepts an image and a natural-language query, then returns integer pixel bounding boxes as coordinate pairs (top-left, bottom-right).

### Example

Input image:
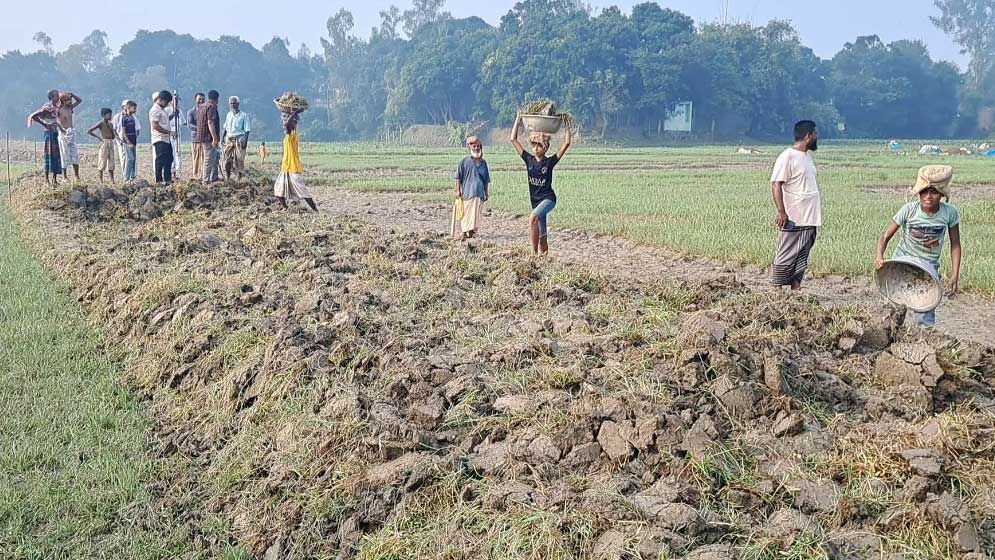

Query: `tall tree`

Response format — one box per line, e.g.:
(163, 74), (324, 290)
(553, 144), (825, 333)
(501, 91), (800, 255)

(377, 6), (403, 40)
(931, 0), (994, 92)
(831, 35), (959, 137)
(32, 32), (53, 55)
(402, 0), (452, 38)
(387, 17), (496, 124)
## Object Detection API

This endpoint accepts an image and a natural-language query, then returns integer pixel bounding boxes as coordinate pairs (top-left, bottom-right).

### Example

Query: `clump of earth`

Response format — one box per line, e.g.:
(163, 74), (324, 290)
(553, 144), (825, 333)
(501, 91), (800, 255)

(45, 178), (279, 221)
(11, 176), (995, 559)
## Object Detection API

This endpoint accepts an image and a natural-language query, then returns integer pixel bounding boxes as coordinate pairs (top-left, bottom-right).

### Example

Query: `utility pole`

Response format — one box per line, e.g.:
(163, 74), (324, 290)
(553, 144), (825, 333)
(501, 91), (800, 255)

(6, 132), (12, 204)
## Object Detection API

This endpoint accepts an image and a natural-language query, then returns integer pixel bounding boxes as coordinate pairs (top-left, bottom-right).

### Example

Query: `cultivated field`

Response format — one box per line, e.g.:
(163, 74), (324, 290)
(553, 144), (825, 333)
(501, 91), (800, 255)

(291, 141), (995, 295)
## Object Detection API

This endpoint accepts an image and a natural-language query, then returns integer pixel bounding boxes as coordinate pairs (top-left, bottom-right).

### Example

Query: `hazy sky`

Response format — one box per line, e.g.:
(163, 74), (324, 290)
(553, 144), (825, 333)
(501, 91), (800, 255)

(0, 0), (968, 68)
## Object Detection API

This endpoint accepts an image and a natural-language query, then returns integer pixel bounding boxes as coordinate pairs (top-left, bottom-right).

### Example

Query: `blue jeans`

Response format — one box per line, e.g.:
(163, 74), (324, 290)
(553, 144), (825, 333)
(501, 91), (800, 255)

(913, 259), (940, 327)
(531, 199), (556, 238)
(124, 146), (137, 180)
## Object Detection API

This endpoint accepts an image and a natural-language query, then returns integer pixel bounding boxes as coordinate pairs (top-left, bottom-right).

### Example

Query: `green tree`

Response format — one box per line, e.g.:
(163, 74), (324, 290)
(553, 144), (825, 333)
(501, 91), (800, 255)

(627, 3), (695, 133)
(387, 18), (496, 124)
(32, 32), (53, 55)
(932, 0), (994, 92)
(402, 0), (452, 37)
(830, 36), (959, 137)
(932, 0), (995, 133)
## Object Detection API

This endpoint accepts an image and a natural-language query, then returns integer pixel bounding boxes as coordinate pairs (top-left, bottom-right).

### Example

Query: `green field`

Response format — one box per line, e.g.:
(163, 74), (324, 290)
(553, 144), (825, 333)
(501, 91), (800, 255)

(295, 141), (995, 296)
(0, 179), (246, 558)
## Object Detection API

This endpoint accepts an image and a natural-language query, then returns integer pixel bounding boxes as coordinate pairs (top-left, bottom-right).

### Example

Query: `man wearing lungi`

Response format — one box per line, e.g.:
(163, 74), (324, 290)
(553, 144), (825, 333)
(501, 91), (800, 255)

(770, 120), (821, 290)
(27, 89), (63, 186)
(57, 91), (83, 184)
(452, 135), (490, 240)
(222, 96), (250, 181)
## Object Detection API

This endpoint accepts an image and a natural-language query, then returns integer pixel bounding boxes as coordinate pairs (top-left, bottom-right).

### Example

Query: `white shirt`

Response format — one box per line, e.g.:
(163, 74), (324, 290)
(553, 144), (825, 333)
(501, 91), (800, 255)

(149, 104), (171, 144)
(771, 147), (821, 227)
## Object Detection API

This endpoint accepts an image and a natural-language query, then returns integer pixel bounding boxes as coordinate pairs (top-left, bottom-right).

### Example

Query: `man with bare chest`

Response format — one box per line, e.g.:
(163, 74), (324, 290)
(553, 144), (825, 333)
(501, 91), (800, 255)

(57, 92), (83, 184)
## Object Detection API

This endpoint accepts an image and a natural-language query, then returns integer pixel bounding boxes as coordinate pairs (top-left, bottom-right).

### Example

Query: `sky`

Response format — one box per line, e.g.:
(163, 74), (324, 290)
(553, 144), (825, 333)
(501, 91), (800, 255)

(0, 0), (968, 69)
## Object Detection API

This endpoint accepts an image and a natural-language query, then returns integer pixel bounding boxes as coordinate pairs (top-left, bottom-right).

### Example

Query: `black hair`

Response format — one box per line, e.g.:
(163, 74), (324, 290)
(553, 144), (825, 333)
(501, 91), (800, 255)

(208, 90), (220, 101)
(100, 108), (112, 117)
(126, 100), (137, 108)
(47, 89), (59, 101)
(195, 92), (206, 99)
(158, 90), (173, 103)
(794, 120), (817, 141)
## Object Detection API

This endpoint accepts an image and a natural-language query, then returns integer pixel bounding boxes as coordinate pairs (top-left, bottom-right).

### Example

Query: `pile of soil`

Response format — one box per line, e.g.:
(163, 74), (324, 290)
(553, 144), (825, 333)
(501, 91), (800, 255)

(46, 179), (279, 221)
(12, 177), (995, 559)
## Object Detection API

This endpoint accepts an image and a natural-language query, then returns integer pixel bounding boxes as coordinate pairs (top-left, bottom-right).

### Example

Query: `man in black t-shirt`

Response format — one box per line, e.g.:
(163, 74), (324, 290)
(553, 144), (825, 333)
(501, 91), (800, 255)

(510, 114), (572, 255)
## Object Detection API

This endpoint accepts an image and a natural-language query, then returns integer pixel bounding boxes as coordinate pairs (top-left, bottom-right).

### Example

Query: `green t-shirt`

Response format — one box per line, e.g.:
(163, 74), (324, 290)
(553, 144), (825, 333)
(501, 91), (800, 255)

(893, 201), (959, 263)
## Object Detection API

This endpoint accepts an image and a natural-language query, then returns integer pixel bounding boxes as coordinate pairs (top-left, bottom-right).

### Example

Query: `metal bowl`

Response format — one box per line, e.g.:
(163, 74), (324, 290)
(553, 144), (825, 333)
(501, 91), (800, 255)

(521, 114), (562, 134)
(875, 256), (942, 312)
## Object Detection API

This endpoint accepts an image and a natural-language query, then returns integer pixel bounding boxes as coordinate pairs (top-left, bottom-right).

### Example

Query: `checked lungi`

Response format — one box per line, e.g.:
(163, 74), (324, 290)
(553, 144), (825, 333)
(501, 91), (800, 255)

(771, 227), (817, 286)
(43, 129), (63, 174)
(222, 137), (246, 179)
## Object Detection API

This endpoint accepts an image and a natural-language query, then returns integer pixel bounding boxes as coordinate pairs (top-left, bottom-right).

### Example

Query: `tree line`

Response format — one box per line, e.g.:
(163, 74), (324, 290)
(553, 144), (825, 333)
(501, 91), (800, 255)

(1, 0), (992, 142)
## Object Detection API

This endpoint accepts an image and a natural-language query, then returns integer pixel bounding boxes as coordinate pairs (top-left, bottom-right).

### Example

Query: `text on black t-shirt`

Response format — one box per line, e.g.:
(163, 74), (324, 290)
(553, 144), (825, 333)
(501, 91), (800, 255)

(521, 151), (558, 207)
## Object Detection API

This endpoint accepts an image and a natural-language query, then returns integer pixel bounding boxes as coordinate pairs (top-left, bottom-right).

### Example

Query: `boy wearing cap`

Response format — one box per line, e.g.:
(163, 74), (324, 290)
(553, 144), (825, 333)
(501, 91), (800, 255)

(874, 164), (962, 326)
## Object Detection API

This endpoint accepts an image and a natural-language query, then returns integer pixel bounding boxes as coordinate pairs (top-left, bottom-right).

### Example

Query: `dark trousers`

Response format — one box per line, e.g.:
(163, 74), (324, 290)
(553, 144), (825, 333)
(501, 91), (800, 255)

(154, 141), (173, 184)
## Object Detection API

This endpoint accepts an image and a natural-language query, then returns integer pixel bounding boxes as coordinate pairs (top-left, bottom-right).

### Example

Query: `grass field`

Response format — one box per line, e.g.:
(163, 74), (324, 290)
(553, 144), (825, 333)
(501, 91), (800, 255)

(295, 141), (995, 296)
(0, 170), (247, 559)
(0, 207), (157, 558)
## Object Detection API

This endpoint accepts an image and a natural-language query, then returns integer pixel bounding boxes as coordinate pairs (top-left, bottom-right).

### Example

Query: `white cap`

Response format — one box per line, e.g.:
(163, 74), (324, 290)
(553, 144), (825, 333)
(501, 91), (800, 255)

(229, 96), (240, 104)
(121, 99), (130, 107)
(152, 91), (160, 102)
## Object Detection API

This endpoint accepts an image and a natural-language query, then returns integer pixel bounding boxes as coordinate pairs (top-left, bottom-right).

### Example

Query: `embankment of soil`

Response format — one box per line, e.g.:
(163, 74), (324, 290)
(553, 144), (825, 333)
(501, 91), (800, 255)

(11, 174), (995, 559)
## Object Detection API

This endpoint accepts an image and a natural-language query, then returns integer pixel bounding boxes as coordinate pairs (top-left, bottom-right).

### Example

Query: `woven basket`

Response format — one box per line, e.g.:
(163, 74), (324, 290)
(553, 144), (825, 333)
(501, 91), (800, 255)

(274, 98), (309, 113)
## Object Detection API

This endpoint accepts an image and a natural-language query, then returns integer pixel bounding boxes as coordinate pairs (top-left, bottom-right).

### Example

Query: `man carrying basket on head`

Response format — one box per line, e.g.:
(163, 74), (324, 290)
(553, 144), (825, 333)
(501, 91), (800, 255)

(273, 93), (318, 212)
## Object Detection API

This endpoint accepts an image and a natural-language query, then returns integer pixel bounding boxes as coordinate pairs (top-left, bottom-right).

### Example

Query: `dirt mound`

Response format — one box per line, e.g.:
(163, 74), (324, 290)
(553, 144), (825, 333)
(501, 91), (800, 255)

(43, 179), (280, 221)
(12, 176), (995, 559)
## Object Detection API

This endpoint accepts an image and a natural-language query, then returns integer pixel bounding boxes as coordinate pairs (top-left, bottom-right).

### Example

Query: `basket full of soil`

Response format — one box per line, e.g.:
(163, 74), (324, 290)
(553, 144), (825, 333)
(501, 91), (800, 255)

(875, 256), (943, 312)
(274, 92), (309, 113)
(519, 99), (572, 134)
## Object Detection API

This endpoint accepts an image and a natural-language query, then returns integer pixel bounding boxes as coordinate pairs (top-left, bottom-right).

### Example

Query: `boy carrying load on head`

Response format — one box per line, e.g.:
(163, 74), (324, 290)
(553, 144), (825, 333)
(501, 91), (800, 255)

(510, 114), (572, 256)
(87, 108), (118, 184)
(874, 164), (962, 327)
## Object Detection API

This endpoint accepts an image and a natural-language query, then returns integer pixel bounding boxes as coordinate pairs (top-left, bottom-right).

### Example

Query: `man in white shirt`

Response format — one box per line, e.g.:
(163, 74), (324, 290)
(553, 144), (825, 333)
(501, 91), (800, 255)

(149, 90), (176, 185)
(770, 120), (820, 290)
(222, 96), (251, 180)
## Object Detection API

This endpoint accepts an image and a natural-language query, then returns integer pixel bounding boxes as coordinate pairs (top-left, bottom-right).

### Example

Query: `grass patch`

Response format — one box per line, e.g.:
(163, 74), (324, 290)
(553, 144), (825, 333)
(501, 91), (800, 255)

(0, 205), (193, 557)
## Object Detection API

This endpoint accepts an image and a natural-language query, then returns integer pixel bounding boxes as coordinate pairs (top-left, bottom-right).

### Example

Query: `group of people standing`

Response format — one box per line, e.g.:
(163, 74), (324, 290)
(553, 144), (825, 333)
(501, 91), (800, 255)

(28, 93), (965, 327)
(185, 91), (253, 184)
(28, 89), (253, 187)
